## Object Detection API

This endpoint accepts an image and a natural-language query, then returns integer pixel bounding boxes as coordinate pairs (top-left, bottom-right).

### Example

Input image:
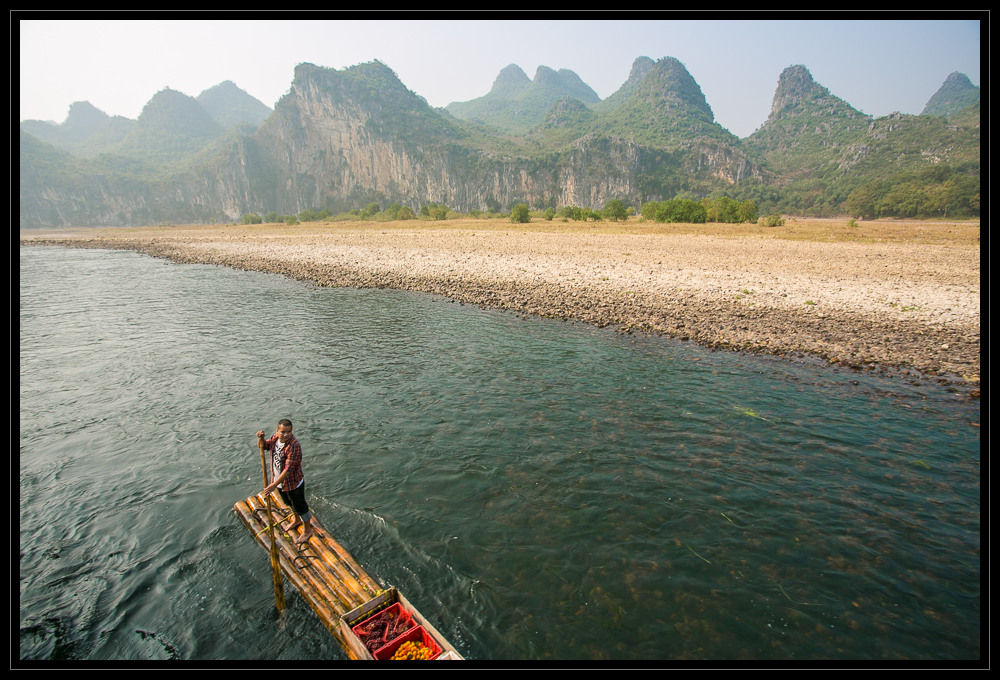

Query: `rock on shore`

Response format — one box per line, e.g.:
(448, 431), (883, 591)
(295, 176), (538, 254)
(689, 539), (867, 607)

(21, 224), (981, 390)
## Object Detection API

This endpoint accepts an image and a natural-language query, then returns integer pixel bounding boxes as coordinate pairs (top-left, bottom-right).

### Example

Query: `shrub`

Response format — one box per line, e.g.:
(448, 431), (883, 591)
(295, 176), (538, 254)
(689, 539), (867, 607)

(559, 205), (583, 220)
(420, 203), (449, 220)
(603, 199), (628, 222)
(736, 199), (759, 224)
(655, 198), (707, 223)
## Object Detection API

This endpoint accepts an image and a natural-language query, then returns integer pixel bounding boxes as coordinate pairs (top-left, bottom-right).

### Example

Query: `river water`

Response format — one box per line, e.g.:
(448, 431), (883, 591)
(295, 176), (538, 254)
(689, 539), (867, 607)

(18, 245), (980, 663)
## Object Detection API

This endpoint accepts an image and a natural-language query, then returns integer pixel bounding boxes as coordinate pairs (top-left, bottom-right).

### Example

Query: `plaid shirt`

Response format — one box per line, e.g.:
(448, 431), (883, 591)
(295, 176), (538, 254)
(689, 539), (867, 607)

(263, 433), (304, 491)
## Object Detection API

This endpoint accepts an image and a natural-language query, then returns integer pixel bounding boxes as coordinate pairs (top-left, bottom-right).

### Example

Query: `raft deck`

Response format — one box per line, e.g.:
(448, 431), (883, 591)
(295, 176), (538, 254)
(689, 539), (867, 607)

(233, 492), (462, 660)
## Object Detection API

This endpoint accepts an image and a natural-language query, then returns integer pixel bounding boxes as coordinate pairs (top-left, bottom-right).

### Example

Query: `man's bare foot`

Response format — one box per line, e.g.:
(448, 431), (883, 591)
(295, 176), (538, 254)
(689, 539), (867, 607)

(295, 527), (314, 545)
(285, 519), (302, 532)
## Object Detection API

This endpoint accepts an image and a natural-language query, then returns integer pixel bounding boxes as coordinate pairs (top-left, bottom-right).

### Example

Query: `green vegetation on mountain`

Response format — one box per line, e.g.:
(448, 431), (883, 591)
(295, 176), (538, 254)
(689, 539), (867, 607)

(19, 129), (86, 186)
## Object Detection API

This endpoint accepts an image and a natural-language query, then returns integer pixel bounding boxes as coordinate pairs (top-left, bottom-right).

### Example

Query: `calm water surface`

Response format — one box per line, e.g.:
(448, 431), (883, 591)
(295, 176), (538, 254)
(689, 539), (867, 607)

(19, 246), (981, 663)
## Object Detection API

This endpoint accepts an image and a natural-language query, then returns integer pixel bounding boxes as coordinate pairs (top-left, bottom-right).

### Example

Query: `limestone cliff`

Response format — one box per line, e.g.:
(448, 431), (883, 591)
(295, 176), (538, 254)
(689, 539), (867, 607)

(246, 63), (663, 217)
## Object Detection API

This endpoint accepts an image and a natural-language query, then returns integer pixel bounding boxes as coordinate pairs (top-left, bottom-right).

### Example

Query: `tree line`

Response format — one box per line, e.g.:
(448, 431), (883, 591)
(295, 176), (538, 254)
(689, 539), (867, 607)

(843, 166), (979, 220)
(238, 156), (981, 227)
(239, 172), (978, 226)
(239, 195), (782, 226)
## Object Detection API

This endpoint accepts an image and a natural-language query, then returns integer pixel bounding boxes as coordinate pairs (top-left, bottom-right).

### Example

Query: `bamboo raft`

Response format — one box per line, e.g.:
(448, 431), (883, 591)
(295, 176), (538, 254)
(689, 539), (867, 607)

(233, 491), (463, 660)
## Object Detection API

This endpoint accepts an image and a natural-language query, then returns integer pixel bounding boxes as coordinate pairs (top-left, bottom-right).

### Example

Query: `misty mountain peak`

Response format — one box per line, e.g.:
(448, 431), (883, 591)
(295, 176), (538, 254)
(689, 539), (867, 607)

(62, 101), (112, 136)
(490, 64), (531, 96)
(922, 71), (980, 117)
(138, 88), (222, 135)
(531, 66), (599, 104)
(198, 80), (272, 128)
(534, 65), (558, 81)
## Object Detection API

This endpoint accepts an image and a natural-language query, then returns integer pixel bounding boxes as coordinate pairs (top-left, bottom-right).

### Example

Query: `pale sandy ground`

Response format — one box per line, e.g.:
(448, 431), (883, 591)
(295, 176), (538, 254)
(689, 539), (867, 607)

(20, 220), (981, 392)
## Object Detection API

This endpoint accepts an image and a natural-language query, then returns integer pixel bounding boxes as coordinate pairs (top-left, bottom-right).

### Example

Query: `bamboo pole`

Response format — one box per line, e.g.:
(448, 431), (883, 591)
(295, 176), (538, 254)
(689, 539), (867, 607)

(288, 523), (373, 599)
(262, 493), (379, 600)
(240, 494), (364, 615)
(316, 531), (383, 595)
(244, 512), (347, 643)
(271, 491), (381, 595)
(234, 499), (360, 654)
(259, 436), (286, 613)
(244, 495), (360, 613)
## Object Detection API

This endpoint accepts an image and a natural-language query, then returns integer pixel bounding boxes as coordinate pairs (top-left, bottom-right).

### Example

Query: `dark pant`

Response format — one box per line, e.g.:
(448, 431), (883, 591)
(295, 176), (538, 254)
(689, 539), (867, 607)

(279, 483), (311, 522)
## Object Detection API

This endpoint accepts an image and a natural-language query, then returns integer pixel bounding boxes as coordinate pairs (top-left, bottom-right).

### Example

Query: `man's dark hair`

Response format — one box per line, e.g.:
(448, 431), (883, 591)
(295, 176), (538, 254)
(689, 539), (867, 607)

(278, 418), (293, 429)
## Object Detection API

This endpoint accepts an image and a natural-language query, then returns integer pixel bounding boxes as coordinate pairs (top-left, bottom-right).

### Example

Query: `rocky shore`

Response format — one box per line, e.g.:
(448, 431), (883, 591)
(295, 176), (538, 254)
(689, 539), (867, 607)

(20, 220), (981, 392)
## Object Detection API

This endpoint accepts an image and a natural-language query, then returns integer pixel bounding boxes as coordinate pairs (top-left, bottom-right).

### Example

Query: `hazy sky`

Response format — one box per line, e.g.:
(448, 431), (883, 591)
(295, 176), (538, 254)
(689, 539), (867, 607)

(18, 16), (982, 139)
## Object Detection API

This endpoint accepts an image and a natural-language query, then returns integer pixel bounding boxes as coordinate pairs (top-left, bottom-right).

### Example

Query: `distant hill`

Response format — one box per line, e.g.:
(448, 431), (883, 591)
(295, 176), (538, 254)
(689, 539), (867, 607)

(110, 88), (226, 167)
(197, 80), (273, 129)
(445, 64), (601, 134)
(20, 101), (136, 157)
(20, 100), (109, 145)
(19, 82), (271, 164)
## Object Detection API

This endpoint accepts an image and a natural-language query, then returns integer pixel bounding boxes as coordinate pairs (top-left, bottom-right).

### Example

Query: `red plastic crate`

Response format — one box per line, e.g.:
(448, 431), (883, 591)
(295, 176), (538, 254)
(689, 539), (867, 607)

(374, 625), (442, 660)
(351, 602), (416, 652)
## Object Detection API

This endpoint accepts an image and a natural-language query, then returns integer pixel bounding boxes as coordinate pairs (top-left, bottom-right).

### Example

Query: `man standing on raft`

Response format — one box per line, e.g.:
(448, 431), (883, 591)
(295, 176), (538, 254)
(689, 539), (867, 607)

(258, 419), (315, 545)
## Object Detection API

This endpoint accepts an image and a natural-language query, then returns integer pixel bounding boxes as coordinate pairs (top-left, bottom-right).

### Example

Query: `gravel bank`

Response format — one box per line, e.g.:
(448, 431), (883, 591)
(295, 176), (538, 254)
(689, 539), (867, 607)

(21, 224), (981, 390)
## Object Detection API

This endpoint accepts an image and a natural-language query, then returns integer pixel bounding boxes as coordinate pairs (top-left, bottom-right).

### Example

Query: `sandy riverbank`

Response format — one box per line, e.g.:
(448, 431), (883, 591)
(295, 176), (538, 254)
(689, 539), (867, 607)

(20, 218), (981, 390)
